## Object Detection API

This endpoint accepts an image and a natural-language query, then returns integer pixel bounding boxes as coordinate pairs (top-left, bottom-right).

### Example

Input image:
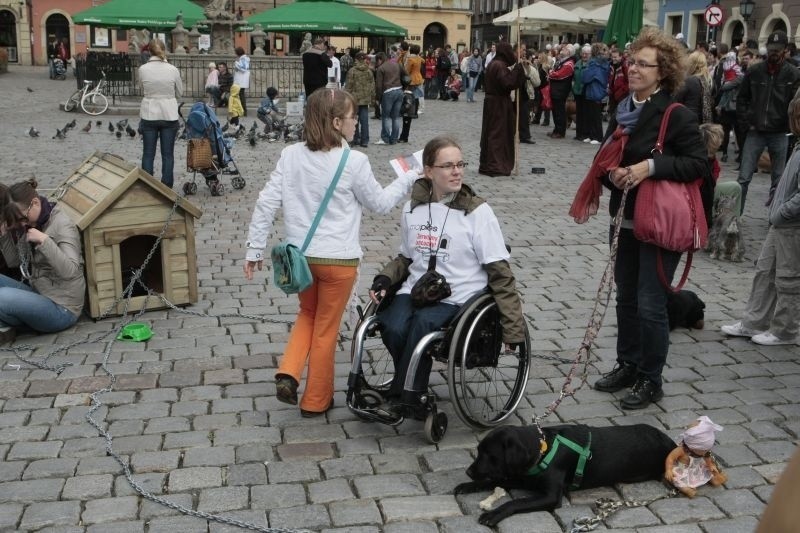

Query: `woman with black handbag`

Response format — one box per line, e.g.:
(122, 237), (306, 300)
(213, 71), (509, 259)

(572, 28), (707, 410)
(368, 135), (525, 419)
(243, 89), (419, 418)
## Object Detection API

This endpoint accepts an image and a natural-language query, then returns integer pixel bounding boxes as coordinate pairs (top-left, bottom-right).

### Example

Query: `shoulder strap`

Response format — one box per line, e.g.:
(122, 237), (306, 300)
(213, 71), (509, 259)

(653, 102), (682, 154)
(300, 148), (350, 253)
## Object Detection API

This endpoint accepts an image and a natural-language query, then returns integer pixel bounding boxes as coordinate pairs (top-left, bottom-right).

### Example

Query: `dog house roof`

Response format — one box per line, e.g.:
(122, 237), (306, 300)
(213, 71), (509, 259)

(54, 151), (202, 230)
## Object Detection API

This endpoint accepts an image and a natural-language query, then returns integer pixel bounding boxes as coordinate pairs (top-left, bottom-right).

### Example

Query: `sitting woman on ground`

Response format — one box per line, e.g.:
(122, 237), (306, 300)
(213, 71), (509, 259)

(369, 135), (526, 418)
(243, 88), (420, 418)
(445, 69), (462, 101)
(0, 178), (85, 342)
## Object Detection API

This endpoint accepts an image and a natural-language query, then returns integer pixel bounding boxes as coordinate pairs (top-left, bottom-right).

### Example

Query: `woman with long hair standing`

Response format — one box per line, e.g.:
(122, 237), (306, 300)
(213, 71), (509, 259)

(138, 39), (183, 188)
(243, 88), (419, 417)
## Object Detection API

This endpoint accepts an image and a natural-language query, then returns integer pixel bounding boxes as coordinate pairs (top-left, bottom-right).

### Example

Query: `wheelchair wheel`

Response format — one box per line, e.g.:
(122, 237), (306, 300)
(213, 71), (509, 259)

(350, 300), (394, 393)
(424, 411), (448, 444)
(447, 293), (531, 429)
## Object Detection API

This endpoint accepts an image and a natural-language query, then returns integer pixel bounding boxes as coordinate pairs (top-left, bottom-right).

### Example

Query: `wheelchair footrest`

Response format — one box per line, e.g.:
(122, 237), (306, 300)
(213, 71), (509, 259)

(346, 399), (404, 426)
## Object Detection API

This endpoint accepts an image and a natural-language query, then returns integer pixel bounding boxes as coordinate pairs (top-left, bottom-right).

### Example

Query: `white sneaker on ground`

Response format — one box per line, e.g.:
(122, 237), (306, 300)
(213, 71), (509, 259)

(720, 321), (763, 338)
(590, 140), (600, 145)
(374, 140), (386, 145)
(751, 331), (799, 346)
(583, 138), (591, 142)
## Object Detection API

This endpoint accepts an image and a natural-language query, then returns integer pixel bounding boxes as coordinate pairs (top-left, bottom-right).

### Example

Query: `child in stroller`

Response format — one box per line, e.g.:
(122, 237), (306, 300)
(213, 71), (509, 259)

(183, 101), (245, 196)
(52, 58), (67, 80)
(257, 87), (284, 134)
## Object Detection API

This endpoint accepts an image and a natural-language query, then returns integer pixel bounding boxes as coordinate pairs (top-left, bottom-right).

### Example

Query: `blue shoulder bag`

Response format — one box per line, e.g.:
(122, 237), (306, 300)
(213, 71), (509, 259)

(271, 149), (350, 294)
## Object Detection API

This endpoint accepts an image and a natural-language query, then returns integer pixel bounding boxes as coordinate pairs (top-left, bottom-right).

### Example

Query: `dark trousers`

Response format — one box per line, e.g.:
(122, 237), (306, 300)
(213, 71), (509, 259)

(437, 73), (449, 99)
(552, 97), (567, 135)
(399, 99), (418, 142)
(518, 96), (531, 141)
(720, 110), (746, 160)
(574, 94), (587, 139)
(141, 119), (180, 188)
(379, 294), (459, 398)
(585, 99), (604, 142)
(612, 226), (681, 386)
(239, 88), (247, 116)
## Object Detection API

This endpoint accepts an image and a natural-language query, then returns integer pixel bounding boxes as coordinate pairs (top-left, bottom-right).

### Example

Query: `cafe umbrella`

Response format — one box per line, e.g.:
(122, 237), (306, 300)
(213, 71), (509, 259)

(73, 0), (206, 28)
(600, 0), (645, 46)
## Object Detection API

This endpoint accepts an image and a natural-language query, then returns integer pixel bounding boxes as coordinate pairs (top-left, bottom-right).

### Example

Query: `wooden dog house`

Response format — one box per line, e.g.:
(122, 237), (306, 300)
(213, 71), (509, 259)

(56, 152), (202, 318)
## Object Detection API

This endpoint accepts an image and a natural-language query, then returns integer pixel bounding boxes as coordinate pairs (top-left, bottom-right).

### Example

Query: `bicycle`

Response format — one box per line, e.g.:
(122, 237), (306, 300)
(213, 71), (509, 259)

(64, 71), (109, 115)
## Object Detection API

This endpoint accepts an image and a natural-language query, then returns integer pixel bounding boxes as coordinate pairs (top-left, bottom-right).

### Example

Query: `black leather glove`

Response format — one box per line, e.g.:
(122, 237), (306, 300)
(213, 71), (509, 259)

(370, 275), (391, 295)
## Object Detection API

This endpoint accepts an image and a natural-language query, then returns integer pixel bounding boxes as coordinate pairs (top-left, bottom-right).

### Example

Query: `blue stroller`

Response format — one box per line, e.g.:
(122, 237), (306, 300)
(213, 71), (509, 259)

(183, 101), (245, 196)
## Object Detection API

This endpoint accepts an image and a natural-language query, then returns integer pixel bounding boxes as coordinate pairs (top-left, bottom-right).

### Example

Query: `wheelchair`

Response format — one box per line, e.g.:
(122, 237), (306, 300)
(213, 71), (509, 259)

(346, 290), (531, 443)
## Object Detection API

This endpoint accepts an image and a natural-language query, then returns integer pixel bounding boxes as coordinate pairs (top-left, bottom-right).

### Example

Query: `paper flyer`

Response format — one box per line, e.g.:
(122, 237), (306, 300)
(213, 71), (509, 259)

(390, 149), (423, 179)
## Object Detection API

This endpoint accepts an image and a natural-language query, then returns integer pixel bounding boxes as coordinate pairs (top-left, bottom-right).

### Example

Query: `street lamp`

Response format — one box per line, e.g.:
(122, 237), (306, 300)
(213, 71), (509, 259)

(739, 0), (755, 24)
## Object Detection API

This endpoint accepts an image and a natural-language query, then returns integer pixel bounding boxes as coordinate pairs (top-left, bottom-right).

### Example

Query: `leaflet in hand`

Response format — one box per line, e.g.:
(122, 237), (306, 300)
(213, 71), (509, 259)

(390, 149), (423, 179)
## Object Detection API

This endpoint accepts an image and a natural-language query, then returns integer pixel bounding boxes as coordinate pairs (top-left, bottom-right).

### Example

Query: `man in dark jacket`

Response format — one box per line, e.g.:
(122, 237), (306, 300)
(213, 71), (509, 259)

(736, 30), (800, 212)
(302, 37), (332, 97)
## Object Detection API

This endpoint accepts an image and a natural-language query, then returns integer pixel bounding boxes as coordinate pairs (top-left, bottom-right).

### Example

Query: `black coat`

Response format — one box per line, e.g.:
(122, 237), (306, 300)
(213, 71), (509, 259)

(736, 60), (800, 134)
(302, 49), (332, 96)
(603, 91), (708, 221)
(673, 75), (706, 124)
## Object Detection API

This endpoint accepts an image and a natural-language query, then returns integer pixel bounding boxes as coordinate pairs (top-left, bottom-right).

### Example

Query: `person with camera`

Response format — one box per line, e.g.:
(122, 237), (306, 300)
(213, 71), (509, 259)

(0, 179), (85, 344)
(369, 135), (525, 418)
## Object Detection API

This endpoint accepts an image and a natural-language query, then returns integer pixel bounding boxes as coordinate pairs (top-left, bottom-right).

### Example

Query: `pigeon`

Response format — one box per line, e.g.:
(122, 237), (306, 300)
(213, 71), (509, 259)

(27, 127), (40, 138)
(126, 124), (136, 138)
(53, 128), (66, 140)
(115, 130), (122, 139)
(65, 119), (77, 130)
(81, 121), (91, 133)
(116, 119), (128, 131)
(247, 125), (257, 147)
(95, 120), (103, 126)
(26, 87), (33, 93)
(108, 122), (115, 133)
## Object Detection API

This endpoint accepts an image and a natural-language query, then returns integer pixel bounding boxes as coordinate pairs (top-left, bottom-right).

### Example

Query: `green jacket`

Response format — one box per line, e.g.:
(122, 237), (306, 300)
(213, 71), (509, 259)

(572, 59), (588, 96)
(346, 62), (375, 107)
(378, 179), (526, 344)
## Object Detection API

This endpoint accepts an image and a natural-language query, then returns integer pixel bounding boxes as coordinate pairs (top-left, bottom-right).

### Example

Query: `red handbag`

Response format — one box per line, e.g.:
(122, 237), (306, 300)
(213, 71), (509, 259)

(633, 103), (708, 292)
(540, 84), (552, 111)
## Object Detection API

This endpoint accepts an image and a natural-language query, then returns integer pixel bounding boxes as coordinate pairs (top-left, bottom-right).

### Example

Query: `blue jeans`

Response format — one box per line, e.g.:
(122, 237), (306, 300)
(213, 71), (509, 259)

(611, 227), (681, 386)
(466, 74), (478, 102)
(0, 275), (78, 333)
(380, 89), (403, 143)
(353, 104), (370, 145)
(378, 294), (459, 398)
(141, 119), (180, 188)
(738, 130), (788, 213)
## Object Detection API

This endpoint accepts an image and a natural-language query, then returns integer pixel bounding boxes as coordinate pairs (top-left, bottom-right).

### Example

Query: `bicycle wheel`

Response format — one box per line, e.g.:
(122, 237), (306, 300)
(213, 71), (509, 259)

(64, 89), (82, 112)
(81, 93), (108, 115)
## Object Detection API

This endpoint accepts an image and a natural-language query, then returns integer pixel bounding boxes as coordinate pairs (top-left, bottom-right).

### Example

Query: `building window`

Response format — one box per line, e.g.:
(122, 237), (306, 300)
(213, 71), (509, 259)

(668, 15), (682, 37)
(693, 13), (708, 47)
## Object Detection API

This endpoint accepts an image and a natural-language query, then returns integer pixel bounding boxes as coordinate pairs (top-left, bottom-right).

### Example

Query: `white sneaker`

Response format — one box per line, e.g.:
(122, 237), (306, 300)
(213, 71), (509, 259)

(374, 140), (386, 145)
(720, 321), (763, 338)
(590, 140), (600, 145)
(583, 138), (591, 143)
(751, 331), (799, 346)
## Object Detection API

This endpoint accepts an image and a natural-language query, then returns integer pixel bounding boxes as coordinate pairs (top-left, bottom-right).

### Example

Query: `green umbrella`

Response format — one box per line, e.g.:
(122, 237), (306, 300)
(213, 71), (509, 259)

(73, 0), (205, 29)
(602, 0), (644, 46)
(247, 0), (406, 37)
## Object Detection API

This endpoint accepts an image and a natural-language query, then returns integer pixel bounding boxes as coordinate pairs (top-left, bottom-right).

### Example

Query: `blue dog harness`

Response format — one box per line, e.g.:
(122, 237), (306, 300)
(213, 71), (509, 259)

(526, 432), (593, 490)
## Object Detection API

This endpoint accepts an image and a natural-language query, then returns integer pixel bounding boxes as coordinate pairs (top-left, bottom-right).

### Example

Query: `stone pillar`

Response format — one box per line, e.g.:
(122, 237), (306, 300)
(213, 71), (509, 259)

(171, 20), (189, 54)
(251, 24), (267, 56)
(188, 26), (201, 54)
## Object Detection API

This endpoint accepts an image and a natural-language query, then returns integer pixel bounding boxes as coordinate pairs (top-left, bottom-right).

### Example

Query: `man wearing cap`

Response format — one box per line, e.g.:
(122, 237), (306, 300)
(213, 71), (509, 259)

(736, 30), (800, 212)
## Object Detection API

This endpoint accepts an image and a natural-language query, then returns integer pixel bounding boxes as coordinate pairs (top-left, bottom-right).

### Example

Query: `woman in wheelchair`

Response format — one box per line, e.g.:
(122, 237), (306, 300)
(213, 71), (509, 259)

(367, 135), (526, 421)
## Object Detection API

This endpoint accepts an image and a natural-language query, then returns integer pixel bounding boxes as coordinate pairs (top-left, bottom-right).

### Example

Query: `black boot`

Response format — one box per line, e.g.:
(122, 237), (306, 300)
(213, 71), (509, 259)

(620, 376), (663, 410)
(594, 362), (637, 392)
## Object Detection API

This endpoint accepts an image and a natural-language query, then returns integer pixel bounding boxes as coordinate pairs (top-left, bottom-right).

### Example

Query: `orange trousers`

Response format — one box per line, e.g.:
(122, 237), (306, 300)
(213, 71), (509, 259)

(277, 263), (357, 412)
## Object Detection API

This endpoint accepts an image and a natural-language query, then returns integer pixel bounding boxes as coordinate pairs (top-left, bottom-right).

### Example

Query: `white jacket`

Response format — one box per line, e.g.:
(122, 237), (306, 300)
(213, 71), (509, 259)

(246, 142), (417, 262)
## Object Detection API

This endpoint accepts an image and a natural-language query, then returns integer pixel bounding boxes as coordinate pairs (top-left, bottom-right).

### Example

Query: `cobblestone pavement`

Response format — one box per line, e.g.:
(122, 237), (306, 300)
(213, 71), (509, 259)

(0, 66), (793, 532)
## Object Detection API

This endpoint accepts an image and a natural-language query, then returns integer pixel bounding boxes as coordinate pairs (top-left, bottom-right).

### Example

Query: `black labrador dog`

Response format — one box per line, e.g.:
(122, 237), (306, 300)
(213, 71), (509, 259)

(454, 424), (676, 527)
(667, 289), (705, 331)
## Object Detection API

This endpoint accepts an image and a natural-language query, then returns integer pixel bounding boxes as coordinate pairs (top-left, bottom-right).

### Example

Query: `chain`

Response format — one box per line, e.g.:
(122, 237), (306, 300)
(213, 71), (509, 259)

(532, 184), (632, 430)
(570, 489), (678, 533)
(1, 191), (314, 533)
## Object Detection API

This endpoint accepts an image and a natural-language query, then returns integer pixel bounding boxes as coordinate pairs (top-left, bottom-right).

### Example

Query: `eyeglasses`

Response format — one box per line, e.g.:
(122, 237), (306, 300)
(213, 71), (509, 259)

(22, 200), (34, 221)
(432, 161), (468, 170)
(341, 115), (358, 122)
(626, 59), (659, 69)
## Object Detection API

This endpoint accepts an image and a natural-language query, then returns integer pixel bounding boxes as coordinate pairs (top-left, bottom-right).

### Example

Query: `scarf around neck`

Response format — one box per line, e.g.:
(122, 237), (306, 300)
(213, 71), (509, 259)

(36, 195), (53, 230)
(614, 94), (646, 134)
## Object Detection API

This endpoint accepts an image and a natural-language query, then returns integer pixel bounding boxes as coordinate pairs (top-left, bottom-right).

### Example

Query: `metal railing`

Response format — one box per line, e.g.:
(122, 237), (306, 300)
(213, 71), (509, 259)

(75, 53), (306, 102)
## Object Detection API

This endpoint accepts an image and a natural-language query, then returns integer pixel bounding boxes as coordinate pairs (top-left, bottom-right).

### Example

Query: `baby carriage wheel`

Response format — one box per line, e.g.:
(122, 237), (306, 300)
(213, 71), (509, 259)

(231, 176), (246, 189)
(424, 410), (448, 444)
(182, 182), (197, 195)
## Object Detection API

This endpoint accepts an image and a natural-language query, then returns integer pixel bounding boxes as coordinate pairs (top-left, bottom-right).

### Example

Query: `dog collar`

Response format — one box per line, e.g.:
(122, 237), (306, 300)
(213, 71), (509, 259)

(526, 432), (593, 490)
